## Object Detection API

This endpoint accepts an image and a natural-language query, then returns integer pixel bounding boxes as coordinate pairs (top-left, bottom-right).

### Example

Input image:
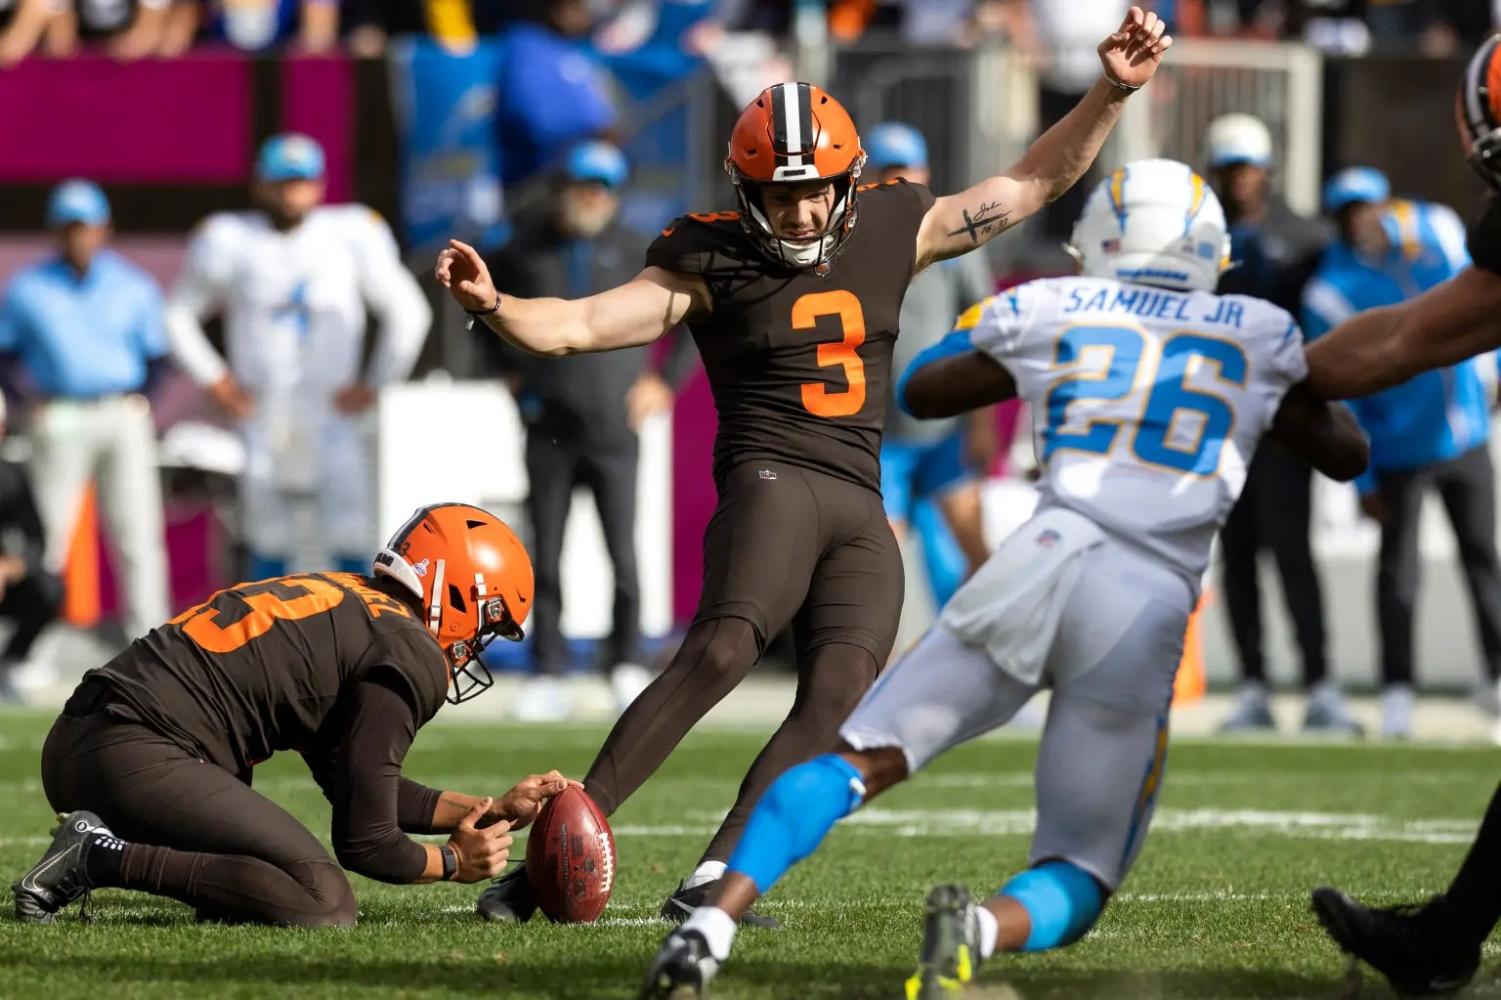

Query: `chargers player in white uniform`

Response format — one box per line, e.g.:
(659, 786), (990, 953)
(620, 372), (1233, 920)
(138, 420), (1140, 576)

(639, 159), (1370, 1000)
(165, 134), (432, 577)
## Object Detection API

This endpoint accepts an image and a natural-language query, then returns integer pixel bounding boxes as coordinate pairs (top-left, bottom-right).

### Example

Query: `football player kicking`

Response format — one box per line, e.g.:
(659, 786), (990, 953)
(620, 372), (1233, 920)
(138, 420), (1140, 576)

(1305, 36), (1501, 996)
(637, 159), (1371, 999)
(11, 504), (577, 927)
(439, 7), (1173, 928)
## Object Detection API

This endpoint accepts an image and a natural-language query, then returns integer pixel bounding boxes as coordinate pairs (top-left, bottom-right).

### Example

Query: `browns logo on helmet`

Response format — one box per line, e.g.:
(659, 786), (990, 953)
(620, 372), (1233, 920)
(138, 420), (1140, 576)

(724, 82), (866, 270)
(1459, 34), (1501, 189)
(373, 503), (533, 703)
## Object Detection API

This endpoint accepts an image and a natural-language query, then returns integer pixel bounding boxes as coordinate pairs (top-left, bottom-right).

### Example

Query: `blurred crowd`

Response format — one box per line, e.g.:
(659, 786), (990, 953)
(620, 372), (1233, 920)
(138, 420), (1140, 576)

(1, 0), (1498, 67)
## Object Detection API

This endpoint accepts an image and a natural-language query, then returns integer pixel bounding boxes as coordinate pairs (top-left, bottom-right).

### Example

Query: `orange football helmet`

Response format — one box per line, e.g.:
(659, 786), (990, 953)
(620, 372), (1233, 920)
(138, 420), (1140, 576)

(724, 82), (866, 270)
(373, 503), (533, 704)
(1459, 34), (1501, 189)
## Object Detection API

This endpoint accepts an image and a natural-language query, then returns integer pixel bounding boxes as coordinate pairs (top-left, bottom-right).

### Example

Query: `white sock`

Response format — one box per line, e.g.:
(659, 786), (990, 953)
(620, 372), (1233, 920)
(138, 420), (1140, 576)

(974, 903), (999, 960)
(686, 860), (726, 889)
(683, 905), (737, 961)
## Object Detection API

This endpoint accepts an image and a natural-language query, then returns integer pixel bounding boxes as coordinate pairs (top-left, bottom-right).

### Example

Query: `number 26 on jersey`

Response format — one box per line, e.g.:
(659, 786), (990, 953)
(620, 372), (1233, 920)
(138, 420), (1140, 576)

(1044, 324), (1248, 476)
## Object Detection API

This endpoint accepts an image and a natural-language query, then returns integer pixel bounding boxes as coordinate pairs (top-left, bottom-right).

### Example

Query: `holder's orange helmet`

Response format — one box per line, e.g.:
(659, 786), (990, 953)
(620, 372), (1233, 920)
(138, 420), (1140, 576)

(1460, 35), (1501, 190)
(372, 503), (533, 704)
(724, 82), (866, 270)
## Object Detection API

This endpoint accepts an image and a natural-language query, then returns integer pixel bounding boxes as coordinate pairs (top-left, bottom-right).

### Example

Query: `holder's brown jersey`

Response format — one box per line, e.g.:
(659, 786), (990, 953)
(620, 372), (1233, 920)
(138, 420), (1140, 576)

(646, 178), (936, 492)
(86, 573), (449, 776)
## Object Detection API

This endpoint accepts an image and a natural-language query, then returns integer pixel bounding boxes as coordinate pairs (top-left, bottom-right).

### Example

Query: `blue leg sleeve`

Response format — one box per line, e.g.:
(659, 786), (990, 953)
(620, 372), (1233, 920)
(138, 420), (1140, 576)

(248, 553), (288, 581)
(999, 860), (1105, 951)
(726, 754), (866, 895)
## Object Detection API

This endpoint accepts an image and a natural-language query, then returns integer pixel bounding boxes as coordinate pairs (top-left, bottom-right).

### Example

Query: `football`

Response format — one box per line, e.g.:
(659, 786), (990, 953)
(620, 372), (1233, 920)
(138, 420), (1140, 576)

(525, 785), (616, 923)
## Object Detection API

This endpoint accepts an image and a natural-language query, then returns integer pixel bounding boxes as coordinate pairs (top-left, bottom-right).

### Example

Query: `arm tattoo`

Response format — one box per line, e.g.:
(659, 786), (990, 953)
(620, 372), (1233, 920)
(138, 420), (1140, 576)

(947, 201), (1012, 245)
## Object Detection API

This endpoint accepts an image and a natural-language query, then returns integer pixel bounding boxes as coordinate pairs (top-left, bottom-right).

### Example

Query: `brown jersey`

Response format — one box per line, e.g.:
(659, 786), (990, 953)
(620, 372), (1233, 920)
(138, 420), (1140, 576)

(646, 178), (936, 492)
(86, 573), (449, 776)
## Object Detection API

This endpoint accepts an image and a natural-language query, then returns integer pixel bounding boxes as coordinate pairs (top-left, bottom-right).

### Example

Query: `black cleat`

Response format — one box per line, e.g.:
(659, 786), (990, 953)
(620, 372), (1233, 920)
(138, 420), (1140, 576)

(659, 878), (780, 929)
(1312, 887), (1481, 996)
(476, 865), (536, 923)
(906, 884), (985, 1000)
(638, 929), (719, 999)
(12, 810), (109, 923)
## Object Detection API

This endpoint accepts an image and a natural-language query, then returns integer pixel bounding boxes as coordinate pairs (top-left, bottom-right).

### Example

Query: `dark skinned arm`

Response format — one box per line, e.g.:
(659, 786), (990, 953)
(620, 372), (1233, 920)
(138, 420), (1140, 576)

(1305, 266), (1501, 400)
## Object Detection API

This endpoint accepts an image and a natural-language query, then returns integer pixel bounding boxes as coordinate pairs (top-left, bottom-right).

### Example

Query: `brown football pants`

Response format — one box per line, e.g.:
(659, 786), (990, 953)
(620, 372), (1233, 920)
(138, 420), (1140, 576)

(40, 682), (356, 927)
(583, 461), (900, 864)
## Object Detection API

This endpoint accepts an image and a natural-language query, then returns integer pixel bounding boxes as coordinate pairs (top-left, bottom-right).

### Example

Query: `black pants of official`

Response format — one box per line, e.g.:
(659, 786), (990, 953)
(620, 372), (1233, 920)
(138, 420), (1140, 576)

(1376, 444), (1501, 687)
(526, 433), (641, 675)
(0, 570), (62, 667)
(1221, 444), (1328, 688)
(1039, 84), (1096, 243)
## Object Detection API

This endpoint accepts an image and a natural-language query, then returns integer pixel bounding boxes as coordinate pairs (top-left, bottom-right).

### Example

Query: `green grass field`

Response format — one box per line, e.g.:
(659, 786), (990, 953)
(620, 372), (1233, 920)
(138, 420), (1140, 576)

(1, 710), (1499, 999)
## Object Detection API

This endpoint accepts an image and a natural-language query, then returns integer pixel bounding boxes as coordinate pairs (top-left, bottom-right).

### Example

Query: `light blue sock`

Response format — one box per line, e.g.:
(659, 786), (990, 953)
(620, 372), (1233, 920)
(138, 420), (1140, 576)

(999, 860), (1105, 951)
(726, 754), (866, 895)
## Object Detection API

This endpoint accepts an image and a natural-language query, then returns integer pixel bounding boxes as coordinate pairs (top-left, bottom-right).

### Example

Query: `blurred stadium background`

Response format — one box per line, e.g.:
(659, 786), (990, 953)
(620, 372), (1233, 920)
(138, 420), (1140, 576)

(2, 0), (1501, 732)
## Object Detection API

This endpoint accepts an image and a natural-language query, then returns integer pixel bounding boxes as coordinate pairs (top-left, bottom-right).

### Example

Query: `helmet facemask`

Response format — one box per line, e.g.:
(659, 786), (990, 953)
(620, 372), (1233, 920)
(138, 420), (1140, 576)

(426, 554), (526, 705)
(725, 154), (865, 273)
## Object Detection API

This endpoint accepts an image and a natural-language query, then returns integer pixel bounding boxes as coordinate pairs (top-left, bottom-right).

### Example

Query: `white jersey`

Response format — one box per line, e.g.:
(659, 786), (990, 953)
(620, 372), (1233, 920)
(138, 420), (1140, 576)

(164, 204), (431, 394)
(963, 276), (1308, 582)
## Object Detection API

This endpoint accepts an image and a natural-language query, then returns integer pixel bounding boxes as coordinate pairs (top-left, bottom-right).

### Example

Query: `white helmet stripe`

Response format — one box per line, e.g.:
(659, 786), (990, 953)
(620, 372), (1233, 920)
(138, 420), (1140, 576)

(781, 84), (804, 167)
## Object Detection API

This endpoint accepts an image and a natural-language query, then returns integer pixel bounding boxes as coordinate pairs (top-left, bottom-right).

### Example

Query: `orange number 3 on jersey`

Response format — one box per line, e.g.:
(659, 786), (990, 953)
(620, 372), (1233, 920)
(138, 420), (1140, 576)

(172, 576), (346, 654)
(794, 290), (867, 418)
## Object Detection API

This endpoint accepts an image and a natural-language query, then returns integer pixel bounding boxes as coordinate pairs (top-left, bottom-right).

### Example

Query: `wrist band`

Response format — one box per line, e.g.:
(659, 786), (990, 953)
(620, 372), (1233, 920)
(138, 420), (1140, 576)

(1104, 70), (1140, 93)
(465, 292), (501, 331)
(440, 844), (458, 881)
(465, 292), (502, 318)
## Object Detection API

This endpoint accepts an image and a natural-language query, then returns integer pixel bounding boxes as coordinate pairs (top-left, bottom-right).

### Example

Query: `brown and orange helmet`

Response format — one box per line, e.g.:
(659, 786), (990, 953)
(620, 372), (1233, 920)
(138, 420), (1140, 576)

(373, 503), (533, 704)
(724, 82), (866, 270)
(1459, 34), (1501, 190)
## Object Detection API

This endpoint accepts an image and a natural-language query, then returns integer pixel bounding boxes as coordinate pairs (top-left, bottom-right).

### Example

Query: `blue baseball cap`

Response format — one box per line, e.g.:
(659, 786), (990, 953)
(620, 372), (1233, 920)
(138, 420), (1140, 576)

(864, 122), (929, 172)
(562, 140), (629, 188)
(46, 179), (110, 227)
(256, 133), (326, 182)
(1323, 166), (1390, 214)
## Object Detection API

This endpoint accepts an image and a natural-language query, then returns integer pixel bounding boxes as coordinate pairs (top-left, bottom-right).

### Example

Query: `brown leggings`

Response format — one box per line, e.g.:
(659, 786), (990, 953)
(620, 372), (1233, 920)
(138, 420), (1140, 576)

(584, 617), (880, 864)
(41, 693), (356, 928)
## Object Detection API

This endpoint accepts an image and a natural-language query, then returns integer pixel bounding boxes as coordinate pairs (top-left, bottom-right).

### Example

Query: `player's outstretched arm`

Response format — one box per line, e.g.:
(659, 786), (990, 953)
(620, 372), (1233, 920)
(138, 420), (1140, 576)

(1266, 381), (1369, 482)
(436, 239), (707, 357)
(899, 337), (1018, 419)
(1305, 266), (1501, 400)
(915, 6), (1171, 268)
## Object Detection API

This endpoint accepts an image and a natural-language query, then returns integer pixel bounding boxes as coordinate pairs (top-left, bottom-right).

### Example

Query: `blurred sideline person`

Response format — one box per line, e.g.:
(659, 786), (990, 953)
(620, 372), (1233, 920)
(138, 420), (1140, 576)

(1205, 113), (1353, 734)
(481, 141), (697, 721)
(1309, 37), (1501, 997)
(10, 504), (578, 928)
(441, 9), (1174, 928)
(1302, 167), (1497, 740)
(639, 159), (1368, 999)
(0, 179), (171, 645)
(165, 134), (432, 580)
(0, 392), (62, 704)
(866, 122), (997, 609)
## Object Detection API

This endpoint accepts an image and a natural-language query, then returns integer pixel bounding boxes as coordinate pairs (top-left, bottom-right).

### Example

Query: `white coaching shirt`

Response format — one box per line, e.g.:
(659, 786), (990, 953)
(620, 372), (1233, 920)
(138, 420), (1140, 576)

(165, 204), (431, 396)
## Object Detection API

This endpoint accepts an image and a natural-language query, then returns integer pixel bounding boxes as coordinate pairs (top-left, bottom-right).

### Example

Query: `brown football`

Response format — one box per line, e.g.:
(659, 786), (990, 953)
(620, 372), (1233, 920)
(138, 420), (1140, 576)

(525, 785), (616, 923)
